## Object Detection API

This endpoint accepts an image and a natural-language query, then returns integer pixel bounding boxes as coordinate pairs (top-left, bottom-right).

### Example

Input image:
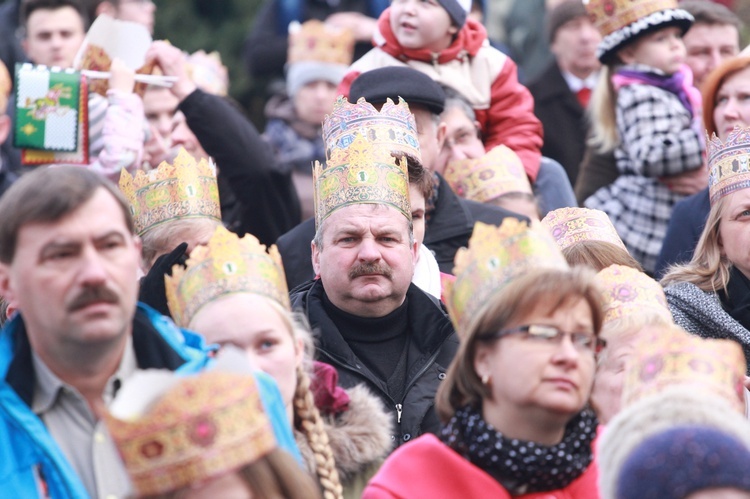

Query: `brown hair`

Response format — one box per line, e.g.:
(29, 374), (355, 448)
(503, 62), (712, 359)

(563, 240), (644, 272)
(22, 0), (89, 30)
(681, 0), (742, 31)
(702, 56), (750, 136)
(0, 166), (134, 263)
(436, 267), (604, 422)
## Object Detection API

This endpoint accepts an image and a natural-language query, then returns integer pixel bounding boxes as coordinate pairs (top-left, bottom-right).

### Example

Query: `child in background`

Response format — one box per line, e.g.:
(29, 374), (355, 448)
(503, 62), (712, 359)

(584, 0), (705, 274)
(337, 0), (543, 182)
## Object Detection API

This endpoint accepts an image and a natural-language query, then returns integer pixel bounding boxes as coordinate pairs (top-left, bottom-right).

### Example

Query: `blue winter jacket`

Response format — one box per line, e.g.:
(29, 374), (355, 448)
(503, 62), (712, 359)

(0, 303), (300, 498)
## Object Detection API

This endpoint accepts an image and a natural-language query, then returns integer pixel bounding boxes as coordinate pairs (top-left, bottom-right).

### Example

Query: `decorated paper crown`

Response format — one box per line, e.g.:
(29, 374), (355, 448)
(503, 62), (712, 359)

(595, 264), (672, 325)
(314, 97), (416, 228)
(165, 226), (290, 327)
(622, 325), (747, 414)
(584, 0), (693, 63)
(105, 369), (277, 496)
(288, 20), (355, 65)
(707, 126), (750, 205)
(119, 148), (221, 236)
(541, 207), (627, 251)
(187, 50), (229, 97)
(443, 145), (532, 203)
(443, 219), (569, 335)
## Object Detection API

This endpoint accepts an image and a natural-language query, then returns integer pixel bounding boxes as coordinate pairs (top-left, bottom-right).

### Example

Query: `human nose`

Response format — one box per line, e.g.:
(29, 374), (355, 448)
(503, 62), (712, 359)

(551, 334), (582, 366)
(357, 237), (382, 262)
(78, 246), (108, 286)
(722, 97), (740, 119)
(707, 50), (723, 74)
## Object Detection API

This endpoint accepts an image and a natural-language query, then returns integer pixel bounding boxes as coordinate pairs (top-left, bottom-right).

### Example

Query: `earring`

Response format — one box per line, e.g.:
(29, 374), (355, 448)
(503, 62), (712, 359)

(481, 373), (490, 385)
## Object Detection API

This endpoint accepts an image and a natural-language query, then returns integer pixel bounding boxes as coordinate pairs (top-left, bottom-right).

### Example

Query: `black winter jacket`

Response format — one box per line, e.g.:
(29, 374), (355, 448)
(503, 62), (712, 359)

(290, 280), (458, 448)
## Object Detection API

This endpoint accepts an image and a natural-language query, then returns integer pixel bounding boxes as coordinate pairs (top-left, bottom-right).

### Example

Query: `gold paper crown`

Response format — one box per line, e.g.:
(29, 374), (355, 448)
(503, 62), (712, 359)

(187, 50), (229, 97)
(584, 0), (693, 62)
(443, 219), (569, 335)
(541, 207), (627, 252)
(443, 145), (532, 203)
(323, 96), (422, 165)
(622, 325), (747, 414)
(288, 20), (355, 65)
(105, 370), (276, 496)
(707, 126), (750, 205)
(119, 148), (221, 236)
(595, 264), (672, 325)
(165, 226), (290, 327)
(314, 97), (415, 228)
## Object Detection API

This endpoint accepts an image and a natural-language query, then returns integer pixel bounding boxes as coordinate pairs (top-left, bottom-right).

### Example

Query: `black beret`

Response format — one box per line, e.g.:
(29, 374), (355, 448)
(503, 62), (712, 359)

(349, 67), (446, 115)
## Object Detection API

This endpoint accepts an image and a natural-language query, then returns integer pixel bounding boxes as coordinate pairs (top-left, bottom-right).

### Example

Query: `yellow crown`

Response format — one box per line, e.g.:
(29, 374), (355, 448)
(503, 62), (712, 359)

(584, 0), (693, 62)
(541, 207), (627, 251)
(323, 96), (421, 165)
(707, 126), (750, 205)
(443, 219), (569, 336)
(119, 148), (221, 236)
(104, 370), (277, 496)
(187, 50), (229, 97)
(165, 226), (290, 327)
(595, 264), (672, 325)
(443, 145), (532, 203)
(622, 324), (747, 414)
(315, 97), (415, 228)
(288, 20), (355, 65)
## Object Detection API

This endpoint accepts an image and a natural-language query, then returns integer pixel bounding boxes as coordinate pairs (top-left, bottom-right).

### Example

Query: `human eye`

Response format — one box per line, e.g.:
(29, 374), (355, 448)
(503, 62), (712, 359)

(571, 333), (596, 350)
(716, 94), (729, 106)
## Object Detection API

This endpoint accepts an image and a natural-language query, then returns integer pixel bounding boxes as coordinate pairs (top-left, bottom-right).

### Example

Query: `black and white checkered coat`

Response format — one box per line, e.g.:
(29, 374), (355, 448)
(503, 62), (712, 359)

(585, 77), (704, 273)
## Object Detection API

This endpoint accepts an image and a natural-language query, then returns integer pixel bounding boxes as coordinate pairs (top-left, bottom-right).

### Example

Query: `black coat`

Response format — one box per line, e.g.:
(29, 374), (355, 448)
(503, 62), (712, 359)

(528, 62), (588, 186)
(276, 174), (527, 289)
(290, 280), (458, 447)
(179, 89), (301, 246)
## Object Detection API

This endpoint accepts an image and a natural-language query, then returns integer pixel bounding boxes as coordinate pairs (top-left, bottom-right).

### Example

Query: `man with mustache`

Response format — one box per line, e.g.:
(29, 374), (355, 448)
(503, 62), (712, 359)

(290, 96), (458, 450)
(0, 167), (297, 497)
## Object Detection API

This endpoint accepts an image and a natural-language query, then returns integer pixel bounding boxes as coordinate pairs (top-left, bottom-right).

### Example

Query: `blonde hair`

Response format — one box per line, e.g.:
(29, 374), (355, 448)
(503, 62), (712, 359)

(660, 195), (730, 293)
(597, 311), (673, 367)
(563, 240), (643, 272)
(435, 267), (604, 422)
(140, 217), (220, 270)
(588, 65), (619, 153)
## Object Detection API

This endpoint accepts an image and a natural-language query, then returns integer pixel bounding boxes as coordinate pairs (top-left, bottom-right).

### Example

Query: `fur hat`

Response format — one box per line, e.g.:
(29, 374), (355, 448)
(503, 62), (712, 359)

(616, 425), (750, 499)
(435, 0), (472, 28)
(349, 66), (446, 115)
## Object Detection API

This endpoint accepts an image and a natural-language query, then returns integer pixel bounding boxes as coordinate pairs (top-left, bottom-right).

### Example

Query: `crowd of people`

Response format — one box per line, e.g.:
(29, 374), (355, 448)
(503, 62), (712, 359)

(0, 0), (750, 497)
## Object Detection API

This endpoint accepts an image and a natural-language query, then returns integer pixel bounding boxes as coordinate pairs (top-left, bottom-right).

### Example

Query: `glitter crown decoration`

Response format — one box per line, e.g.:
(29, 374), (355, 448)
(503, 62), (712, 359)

(584, 0), (693, 62)
(288, 20), (355, 65)
(443, 219), (569, 335)
(104, 370), (276, 496)
(595, 264), (672, 325)
(707, 126), (750, 205)
(541, 207), (627, 251)
(443, 145), (532, 203)
(622, 325), (747, 414)
(314, 97), (415, 228)
(165, 226), (290, 327)
(119, 149), (221, 236)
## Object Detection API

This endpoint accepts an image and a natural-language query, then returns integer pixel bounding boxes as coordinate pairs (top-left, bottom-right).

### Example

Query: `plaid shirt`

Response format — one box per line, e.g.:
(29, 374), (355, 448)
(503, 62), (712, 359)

(585, 80), (704, 273)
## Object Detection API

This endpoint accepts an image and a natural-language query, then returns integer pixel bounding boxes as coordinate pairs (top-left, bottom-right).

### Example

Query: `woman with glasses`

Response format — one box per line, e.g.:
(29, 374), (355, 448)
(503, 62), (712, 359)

(363, 220), (605, 498)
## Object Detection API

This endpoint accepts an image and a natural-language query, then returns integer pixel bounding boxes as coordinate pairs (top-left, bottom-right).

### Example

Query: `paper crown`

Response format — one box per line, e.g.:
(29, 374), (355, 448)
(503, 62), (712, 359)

(622, 325), (747, 414)
(288, 20), (355, 66)
(443, 219), (569, 335)
(314, 97), (416, 228)
(707, 126), (750, 205)
(541, 207), (627, 252)
(165, 226), (290, 327)
(105, 370), (277, 496)
(119, 148), (221, 236)
(584, 0), (693, 62)
(595, 264), (672, 325)
(187, 50), (229, 97)
(443, 145), (532, 203)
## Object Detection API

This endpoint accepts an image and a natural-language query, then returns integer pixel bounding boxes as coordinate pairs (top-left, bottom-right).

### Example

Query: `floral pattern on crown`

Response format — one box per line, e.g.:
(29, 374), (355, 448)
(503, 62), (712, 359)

(541, 207), (627, 251)
(443, 145), (531, 203)
(595, 264), (672, 325)
(119, 148), (221, 236)
(707, 126), (750, 205)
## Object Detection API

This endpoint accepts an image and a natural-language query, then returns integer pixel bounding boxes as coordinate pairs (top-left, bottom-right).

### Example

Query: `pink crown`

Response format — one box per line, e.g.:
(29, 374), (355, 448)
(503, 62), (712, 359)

(707, 126), (750, 205)
(541, 207), (626, 251)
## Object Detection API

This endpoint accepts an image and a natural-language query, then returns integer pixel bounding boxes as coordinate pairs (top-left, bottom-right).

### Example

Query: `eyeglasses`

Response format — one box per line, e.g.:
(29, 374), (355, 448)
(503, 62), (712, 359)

(479, 324), (607, 354)
(444, 126), (482, 150)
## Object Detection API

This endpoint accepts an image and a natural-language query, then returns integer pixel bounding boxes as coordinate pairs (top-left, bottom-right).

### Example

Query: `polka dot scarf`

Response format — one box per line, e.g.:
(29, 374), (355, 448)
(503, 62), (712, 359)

(440, 405), (597, 495)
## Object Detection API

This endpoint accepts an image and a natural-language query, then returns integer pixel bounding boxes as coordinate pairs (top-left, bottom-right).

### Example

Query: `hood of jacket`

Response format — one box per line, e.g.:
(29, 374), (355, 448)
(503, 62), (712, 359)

(374, 8), (487, 64)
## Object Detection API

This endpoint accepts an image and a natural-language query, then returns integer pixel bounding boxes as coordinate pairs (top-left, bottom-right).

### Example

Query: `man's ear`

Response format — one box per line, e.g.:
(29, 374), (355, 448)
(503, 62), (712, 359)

(0, 262), (16, 306)
(436, 121), (447, 150)
(311, 240), (321, 276)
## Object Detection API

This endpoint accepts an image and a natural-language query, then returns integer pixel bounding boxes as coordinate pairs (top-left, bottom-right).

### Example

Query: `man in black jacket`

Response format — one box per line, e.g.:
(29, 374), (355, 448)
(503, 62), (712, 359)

(278, 66), (527, 289)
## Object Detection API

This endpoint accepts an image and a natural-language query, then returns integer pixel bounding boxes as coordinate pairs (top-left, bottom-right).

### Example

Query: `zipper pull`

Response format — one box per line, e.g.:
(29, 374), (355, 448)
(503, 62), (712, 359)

(396, 403), (403, 424)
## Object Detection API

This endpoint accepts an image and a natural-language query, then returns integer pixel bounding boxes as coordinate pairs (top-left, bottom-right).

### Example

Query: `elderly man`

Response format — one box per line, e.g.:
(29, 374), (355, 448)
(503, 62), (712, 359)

(290, 96), (458, 447)
(0, 167), (296, 497)
(528, 0), (601, 185)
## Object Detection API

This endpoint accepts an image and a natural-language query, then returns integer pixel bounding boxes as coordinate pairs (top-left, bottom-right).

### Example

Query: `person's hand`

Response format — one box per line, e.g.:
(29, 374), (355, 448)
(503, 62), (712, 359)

(109, 57), (136, 93)
(659, 165), (708, 195)
(325, 12), (377, 41)
(145, 41), (196, 101)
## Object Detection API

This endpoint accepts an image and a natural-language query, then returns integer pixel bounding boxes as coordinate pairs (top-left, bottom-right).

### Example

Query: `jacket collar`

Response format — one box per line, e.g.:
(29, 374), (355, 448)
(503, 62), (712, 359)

(375, 8), (487, 65)
(424, 174), (475, 244)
